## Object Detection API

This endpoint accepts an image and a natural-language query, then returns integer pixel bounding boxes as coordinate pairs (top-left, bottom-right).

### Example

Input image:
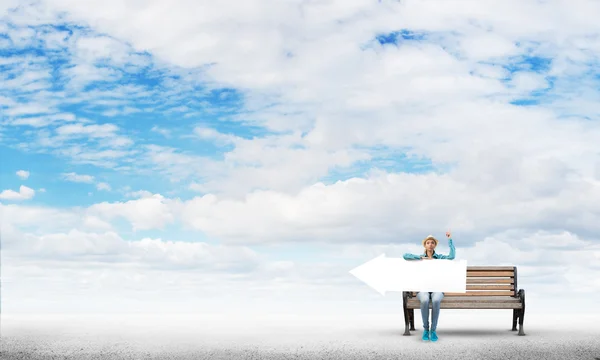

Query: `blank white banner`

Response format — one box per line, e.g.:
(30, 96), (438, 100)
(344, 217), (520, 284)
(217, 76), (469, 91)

(399, 259), (468, 293)
(349, 255), (468, 295)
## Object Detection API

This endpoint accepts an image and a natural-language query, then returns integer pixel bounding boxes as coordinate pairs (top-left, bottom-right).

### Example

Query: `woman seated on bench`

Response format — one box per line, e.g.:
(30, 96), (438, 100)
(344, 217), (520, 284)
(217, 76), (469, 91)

(403, 231), (455, 342)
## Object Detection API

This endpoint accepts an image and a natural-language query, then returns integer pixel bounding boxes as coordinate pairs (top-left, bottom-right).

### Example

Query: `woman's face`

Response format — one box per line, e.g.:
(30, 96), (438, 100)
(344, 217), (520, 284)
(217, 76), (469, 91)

(425, 240), (436, 251)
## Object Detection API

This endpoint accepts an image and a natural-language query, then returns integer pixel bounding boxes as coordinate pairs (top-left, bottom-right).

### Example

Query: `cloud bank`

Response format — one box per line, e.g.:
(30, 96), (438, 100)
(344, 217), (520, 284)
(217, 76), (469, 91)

(1, 0), (599, 314)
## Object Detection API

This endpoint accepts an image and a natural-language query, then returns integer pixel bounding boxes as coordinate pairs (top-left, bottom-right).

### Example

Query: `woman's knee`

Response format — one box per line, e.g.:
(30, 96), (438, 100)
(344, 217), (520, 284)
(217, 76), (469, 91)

(431, 292), (444, 303)
(417, 292), (429, 302)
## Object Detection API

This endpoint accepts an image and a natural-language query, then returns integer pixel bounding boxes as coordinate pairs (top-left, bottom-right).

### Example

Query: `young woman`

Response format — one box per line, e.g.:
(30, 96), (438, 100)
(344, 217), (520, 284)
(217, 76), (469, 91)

(403, 231), (455, 342)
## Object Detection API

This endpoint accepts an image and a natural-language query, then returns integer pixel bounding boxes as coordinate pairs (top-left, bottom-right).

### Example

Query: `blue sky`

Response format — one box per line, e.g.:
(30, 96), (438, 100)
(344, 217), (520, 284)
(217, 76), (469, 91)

(1, 0), (600, 314)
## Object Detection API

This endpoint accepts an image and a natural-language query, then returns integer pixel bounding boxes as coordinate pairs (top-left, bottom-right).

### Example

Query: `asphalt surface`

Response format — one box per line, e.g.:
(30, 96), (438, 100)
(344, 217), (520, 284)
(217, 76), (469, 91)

(2, 312), (599, 360)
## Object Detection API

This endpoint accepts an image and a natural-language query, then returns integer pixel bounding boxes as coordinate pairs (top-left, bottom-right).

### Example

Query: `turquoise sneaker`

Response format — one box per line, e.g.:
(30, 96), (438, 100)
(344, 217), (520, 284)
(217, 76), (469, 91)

(422, 330), (430, 341)
(430, 330), (438, 342)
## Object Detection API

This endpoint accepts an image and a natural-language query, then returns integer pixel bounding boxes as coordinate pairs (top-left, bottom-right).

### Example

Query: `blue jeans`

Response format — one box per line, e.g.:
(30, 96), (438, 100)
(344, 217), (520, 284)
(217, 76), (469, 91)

(417, 291), (444, 331)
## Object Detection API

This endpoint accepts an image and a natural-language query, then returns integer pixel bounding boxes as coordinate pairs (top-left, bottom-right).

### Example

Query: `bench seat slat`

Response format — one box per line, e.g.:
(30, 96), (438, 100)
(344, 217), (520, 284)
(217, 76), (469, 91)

(467, 271), (514, 277)
(465, 266), (516, 271)
(444, 291), (515, 296)
(407, 302), (523, 309)
(413, 290), (516, 299)
(408, 291), (516, 296)
(407, 286), (513, 295)
(467, 279), (513, 284)
(407, 296), (520, 303)
(467, 285), (514, 290)
(407, 296), (522, 309)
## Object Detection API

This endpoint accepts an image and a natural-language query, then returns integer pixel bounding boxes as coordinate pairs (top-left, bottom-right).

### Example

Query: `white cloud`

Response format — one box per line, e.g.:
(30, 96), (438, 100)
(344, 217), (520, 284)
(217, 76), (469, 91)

(88, 194), (177, 231)
(180, 131), (372, 196)
(82, 215), (113, 231)
(40, 29), (71, 50)
(459, 32), (519, 60)
(0, 95), (17, 107)
(0, 203), (101, 234)
(4, 103), (54, 117)
(510, 72), (548, 93)
(194, 126), (238, 145)
(62, 63), (123, 90)
(55, 123), (120, 138)
(6, 25), (36, 48)
(96, 182), (111, 191)
(0, 67), (51, 91)
(141, 144), (218, 183)
(0, 36), (10, 49)
(6, 226), (258, 270)
(126, 190), (154, 199)
(0, 185), (35, 201)
(188, 182), (204, 193)
(16, 170), (30, 179)
(55, 146), (133, 167)
(151, 125), (171, 138)
(8, 113), (77, 127)
(74, 35), (130, 64)
(29, 164), (592, 255)
(176, 171), (600, 245)
(62, 172), (95, 183)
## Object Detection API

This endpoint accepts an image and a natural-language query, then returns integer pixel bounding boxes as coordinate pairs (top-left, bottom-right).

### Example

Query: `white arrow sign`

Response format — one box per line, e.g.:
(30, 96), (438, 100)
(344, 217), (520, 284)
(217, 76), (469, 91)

(349, 254), (468, 295)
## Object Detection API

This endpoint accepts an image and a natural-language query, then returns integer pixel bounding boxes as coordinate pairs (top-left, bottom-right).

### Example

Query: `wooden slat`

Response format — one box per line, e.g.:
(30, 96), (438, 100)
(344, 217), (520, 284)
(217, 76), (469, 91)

(441, 303), (521, 309)
(466, 285), (514, 290)
(467, 278), (513, 284)
(408, 297), (520, 303)
(467, 271), (514, 277)
(408, 291), (516, 296)
(408, 279), (514, 287)
(440, 297), (519, 302)
(466, 266), (515, 271)
(444, 291), (515, 296)
(407, 300), (522, 309)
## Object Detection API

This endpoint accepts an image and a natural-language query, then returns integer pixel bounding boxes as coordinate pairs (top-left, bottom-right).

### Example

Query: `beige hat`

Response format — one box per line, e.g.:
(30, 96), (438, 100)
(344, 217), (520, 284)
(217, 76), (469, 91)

(422, 235), (438, 247)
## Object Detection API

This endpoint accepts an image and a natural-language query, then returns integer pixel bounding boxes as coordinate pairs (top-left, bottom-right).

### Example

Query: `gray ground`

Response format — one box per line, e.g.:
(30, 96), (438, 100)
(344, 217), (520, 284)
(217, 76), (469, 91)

(2, 312), (599, 359)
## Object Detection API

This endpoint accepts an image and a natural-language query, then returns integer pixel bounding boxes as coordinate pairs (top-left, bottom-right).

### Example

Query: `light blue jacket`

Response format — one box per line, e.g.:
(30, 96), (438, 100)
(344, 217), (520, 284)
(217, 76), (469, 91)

(403, 238), (455, 260)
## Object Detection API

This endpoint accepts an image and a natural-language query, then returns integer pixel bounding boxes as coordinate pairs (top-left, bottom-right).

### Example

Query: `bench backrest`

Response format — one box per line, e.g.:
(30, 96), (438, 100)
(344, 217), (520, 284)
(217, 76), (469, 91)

(409, 266), (517, 297)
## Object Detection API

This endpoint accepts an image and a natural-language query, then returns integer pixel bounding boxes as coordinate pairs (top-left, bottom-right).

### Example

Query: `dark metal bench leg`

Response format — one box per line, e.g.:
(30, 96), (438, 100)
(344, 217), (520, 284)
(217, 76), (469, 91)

(403, 308), (411, 335)
(410, 309), (415, 331)
(403, 292), (411, 335)
(518, 309), (525, 336)
(512, 309), (518, 331)
(518, 289), (526, 336)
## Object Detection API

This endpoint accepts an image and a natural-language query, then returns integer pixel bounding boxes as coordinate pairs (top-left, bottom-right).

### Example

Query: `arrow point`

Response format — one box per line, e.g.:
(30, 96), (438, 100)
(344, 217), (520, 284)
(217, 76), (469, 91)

(349, 253), (389, 295)
(349, 253), (385, 274)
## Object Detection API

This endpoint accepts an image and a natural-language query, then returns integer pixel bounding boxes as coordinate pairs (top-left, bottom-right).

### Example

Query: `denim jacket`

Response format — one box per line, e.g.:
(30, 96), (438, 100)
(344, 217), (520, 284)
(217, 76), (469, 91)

(403, 238), (455, 260)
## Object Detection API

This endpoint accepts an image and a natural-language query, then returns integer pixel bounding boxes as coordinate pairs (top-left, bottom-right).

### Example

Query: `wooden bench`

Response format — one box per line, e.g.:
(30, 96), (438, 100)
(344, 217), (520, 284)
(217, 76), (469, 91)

(402, 266), (526, 336)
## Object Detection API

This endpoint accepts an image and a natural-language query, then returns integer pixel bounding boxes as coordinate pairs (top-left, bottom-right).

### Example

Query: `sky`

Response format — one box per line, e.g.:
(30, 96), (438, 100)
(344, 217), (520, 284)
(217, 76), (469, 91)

(1, 0), (600, 316)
